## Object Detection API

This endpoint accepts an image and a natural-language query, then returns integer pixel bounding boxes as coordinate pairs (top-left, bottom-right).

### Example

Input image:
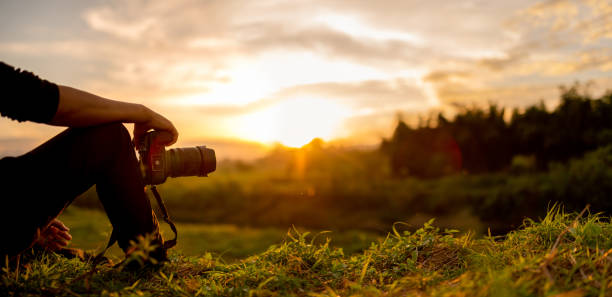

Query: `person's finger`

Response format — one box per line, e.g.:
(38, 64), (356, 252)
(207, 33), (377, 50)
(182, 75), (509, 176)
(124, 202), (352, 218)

(50, 219), (69, 231)
(60, 231), (72, 241)
(133, 125), (145, 146)
(52, 238), (69, 248)
(149, 111), (178, 145)
(47, 242), (63, 251)
(53, 230), (72, 241)
(164, 118), (179, 145)
(45, 227), (72, 245)
(47, 225), (60, 236)
(168, 128), (178, 146)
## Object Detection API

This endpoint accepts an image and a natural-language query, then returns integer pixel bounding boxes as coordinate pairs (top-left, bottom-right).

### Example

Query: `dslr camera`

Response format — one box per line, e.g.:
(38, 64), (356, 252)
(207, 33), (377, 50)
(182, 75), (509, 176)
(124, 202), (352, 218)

(137, 131), (216, 185)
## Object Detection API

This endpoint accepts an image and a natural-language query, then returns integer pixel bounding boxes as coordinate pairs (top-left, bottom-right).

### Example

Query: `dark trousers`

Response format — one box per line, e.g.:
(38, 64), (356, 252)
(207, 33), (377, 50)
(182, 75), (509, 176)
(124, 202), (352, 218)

(0, 123), (160, 258)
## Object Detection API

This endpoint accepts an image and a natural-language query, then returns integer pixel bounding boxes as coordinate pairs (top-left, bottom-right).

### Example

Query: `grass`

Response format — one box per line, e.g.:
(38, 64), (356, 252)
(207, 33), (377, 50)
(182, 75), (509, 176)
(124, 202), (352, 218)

(3, 205), (611, 296)
(57, 207), (381, 262)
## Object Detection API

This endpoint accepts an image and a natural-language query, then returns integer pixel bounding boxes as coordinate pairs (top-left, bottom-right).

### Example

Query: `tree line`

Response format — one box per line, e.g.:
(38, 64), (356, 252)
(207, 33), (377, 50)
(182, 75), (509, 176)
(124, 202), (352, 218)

(381, 85), (612, 178)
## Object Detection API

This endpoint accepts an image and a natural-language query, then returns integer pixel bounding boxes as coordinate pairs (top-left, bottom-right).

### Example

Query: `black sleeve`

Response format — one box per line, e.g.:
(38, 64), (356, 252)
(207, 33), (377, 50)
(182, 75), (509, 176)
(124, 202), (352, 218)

(0, 61), (60, 123)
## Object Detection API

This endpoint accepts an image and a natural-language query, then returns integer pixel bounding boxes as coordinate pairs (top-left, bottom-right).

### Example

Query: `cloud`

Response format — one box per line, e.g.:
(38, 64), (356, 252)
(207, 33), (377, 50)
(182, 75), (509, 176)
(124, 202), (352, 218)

(273, 79), (432, 110)
(2, 0), (612, 152)
(424, 71), (472, 83)
(83, 0), (241, 43)
(76, 0), (544, 104)
(81, 0), (436, 72)
(56, 0), (612, 128)
(316, 0), (535, 56)
(435, 82), (563, 108)
(517, 0), (612, 43)
(478, 49), (529, 72)
(85, 8), (158, 41)
(239, 25), (429, 70)
(189, 78), (431, 116)
(426, 73), (612, 112)
(421, 0), (612, 111)
(524, 0), (580, 30)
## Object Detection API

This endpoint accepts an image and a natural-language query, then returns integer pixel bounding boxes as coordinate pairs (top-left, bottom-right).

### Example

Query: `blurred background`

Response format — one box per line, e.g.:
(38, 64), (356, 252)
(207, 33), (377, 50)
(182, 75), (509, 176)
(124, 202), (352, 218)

(2, 0), (612, 261)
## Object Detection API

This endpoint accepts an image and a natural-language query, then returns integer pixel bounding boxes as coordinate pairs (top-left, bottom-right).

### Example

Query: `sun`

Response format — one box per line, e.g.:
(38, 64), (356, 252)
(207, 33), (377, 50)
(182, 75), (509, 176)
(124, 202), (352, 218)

(237, 97), (350, 147)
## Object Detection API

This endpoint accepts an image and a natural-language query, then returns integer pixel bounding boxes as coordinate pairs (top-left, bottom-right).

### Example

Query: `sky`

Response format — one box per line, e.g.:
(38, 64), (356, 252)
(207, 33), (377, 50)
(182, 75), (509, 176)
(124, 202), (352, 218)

(1, 0), (611, 159)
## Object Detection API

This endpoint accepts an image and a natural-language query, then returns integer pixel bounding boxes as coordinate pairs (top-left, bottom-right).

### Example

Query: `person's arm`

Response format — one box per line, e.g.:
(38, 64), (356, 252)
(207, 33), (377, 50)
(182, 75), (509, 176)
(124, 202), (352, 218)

(0, 61), (177, 146)
(51, 85), (178, 145)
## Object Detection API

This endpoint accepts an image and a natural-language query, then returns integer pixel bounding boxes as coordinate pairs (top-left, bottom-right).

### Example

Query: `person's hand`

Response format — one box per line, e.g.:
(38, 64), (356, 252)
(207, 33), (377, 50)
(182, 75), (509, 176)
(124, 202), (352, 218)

(36, 219), (72, 251)
(133, 106), (179, 147)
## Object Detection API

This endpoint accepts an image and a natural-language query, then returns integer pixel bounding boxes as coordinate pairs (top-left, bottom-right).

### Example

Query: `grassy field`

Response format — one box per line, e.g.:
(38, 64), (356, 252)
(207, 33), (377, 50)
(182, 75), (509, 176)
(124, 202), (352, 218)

(58, 207), (381, 262)
(3, 206), (611, 296)
(72, 144), (612, 237)
(6, 143), (612, 296)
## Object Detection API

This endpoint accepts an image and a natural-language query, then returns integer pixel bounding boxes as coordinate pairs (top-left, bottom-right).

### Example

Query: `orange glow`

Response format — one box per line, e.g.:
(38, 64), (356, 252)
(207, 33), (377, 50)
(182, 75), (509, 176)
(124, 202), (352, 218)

(237, 97), (350, 148)
(2, 0), (612, 160)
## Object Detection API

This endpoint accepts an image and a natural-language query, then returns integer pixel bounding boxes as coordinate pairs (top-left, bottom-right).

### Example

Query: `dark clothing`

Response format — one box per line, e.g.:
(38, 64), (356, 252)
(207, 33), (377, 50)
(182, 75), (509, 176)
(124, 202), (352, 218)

(0, 62), (161, 259)
(0, 62), (59, 123)
(1, 124), (160, 257)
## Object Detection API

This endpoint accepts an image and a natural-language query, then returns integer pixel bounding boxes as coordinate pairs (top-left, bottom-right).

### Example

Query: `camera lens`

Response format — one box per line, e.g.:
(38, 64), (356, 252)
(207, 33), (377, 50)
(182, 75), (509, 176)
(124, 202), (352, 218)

(165, 146), (216, 178)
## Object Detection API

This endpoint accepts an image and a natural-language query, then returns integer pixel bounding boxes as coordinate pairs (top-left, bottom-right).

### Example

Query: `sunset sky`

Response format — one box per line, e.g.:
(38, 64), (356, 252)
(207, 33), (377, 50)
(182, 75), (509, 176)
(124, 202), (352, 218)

(1, 0), (612, 159)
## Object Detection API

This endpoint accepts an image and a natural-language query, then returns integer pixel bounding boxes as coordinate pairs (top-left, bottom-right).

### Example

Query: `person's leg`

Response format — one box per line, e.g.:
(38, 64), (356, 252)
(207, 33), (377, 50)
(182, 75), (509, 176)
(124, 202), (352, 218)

(0, 123), (163, 259)
(76, 123), (162, 252)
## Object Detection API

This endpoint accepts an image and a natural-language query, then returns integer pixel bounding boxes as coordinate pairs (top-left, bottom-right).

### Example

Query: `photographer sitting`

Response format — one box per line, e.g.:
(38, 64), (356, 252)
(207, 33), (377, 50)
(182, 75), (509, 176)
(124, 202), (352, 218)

(0, 61), (178, 264)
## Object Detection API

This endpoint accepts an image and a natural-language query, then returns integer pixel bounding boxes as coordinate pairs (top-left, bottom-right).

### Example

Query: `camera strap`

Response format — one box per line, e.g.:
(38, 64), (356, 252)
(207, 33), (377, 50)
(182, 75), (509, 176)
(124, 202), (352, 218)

(89, 186), (177, 269)
(150, 185), (178, 249)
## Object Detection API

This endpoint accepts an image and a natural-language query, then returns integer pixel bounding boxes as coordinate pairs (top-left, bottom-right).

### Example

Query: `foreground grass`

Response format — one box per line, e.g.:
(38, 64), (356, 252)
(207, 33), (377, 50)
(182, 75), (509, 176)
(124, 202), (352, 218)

(3, 207), (612, 296)
(58, 207), (380, 261)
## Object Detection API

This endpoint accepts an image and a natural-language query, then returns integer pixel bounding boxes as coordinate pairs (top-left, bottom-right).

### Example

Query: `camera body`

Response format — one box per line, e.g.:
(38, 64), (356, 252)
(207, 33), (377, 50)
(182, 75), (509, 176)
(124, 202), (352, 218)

(137, 131), (216, 185)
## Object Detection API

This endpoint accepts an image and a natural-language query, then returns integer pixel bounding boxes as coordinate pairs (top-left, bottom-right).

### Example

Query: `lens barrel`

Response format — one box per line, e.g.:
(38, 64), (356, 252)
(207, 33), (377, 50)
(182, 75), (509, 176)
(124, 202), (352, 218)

(165, 146), (216, 178)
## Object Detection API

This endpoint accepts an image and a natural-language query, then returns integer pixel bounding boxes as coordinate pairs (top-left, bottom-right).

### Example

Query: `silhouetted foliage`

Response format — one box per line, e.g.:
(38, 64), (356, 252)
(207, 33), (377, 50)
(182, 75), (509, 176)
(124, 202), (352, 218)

(383, 84), (612, 177)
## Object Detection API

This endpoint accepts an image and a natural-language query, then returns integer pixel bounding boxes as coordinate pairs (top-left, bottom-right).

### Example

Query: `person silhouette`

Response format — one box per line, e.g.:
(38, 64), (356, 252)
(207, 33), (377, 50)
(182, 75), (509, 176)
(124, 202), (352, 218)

(0, 61), (178, 264)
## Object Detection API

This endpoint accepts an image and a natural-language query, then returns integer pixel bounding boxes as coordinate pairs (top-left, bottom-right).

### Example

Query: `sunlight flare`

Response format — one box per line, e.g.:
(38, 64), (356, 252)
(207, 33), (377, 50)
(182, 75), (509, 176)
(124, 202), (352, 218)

(237, 97), (350, 147)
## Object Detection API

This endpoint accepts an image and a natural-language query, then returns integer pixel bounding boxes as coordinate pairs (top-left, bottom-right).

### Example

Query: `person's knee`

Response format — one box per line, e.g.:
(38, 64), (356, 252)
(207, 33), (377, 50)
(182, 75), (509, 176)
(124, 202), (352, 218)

(86, 123), (131, 146)
(74, 123), (134, 162)
(77, 123), (141, 181)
